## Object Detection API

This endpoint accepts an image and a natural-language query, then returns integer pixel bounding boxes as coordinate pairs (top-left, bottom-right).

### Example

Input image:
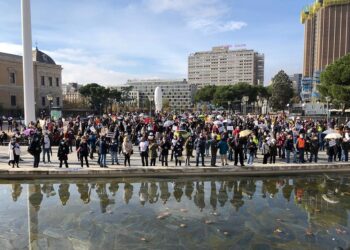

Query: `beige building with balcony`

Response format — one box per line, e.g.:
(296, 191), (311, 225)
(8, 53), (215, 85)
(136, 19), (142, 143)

(126, 79), (196, 111)
(0, 48), (62, 116)
(188, 46), (264, 88)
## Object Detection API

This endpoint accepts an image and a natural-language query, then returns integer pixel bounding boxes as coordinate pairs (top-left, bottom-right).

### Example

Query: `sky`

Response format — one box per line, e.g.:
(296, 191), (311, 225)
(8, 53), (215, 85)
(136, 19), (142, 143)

(0, 0), (311, 86)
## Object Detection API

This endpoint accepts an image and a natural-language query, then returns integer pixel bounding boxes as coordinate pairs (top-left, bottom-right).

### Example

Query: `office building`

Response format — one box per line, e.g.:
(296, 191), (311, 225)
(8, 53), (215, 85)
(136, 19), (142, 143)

(188, 46), (264, 88)
(0, 48), (62, 115)
(289, 73), (303, 97)
(126, 79), (196, 111)
(301, 0), (350, 101)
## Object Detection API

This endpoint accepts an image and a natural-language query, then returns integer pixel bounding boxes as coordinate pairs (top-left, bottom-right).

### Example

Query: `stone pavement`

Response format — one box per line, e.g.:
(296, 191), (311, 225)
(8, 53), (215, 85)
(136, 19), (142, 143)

(0, 145), (349, 179)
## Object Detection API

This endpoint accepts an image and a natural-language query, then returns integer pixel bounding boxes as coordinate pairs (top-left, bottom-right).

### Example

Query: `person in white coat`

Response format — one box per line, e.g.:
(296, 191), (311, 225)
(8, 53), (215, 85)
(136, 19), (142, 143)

(8, 138), (20, 168)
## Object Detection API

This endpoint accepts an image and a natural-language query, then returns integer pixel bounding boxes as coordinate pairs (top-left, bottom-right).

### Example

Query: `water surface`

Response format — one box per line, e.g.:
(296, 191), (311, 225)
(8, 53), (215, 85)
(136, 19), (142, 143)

(0, 174), (349, 249)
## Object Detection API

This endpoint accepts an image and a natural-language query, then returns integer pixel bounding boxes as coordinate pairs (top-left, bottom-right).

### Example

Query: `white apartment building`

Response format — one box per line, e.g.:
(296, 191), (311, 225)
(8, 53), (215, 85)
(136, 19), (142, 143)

(126, 79), (196, 111)
(188, 46), (264, 88)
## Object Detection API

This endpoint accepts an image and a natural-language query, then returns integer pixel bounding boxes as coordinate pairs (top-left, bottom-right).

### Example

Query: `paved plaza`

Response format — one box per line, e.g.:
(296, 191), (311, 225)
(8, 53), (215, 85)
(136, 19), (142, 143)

(0, 145), (349, 179)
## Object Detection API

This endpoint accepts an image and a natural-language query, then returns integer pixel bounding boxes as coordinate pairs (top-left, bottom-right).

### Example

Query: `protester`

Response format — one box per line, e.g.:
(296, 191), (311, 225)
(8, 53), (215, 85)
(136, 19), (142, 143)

(149, 140), (158, 166)
(42, 133), (51, 163)
(246, 137), (257, 166)
(8, 137), (20, 168)
(57, 138), (70, 168)
(28, 133), (42, 168)
(78, 137), (90, 168)
(184, 136), (194, 166)
(122, 136), (133, 167)
(195, 134), (206, 167)
(218, 137), (229, 166)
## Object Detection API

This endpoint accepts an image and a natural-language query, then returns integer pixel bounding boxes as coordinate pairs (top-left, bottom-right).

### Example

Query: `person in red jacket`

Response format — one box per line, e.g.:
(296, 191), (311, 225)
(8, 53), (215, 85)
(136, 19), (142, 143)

(296, 134), (306, 163)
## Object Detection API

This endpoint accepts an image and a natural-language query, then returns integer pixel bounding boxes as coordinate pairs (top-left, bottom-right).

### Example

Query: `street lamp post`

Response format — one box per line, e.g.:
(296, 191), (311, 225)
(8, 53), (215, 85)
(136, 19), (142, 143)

(46, 94), (53, 119)
(325, 96), (331, 127)
(227, 101), (231, 114)
(242, 96), (249, 115)
(148, 96), (154, 117)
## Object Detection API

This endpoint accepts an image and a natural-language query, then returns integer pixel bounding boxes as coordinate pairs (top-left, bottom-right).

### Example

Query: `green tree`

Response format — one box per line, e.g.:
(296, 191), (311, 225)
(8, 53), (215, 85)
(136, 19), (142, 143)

(194, 85), (217, 102)
(318, 54), (350, 111)
(269, 70), (294, 111)
(79, 83), (110, 113)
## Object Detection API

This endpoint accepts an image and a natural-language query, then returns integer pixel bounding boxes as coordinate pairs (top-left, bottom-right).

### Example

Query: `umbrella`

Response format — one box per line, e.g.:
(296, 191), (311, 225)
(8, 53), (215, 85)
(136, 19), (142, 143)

(325, 133), (342, 139)
(322, 129), (336, 134)
(239, 129), (253, 137)
(213, 120), (223, 126)
(223, 119), (232, 124)
(164, 120), (174, 127)
(23, 128), (34, 136)
(216, 115), (223, 120)
(87, 115), (94, 118)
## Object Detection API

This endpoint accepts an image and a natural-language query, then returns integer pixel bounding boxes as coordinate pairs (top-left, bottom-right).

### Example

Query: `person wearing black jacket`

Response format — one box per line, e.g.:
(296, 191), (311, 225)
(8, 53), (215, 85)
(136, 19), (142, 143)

(28, 133), (42, 168)
(160, 137), (170, 166)
(78, 137), (90, 168)
(284, 134), (294, 163)
(211, 135), (218, 166)
(234, 135), (245, 167)
(58, 138), (70, 168)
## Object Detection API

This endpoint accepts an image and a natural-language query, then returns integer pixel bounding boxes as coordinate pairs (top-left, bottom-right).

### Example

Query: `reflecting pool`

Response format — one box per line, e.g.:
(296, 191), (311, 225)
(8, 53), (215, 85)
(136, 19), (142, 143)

(0, 174), (350, 249)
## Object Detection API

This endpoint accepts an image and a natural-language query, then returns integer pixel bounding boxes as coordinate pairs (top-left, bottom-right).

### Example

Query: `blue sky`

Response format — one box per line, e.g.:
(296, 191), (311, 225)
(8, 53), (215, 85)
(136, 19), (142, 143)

(0, 0), (311, 85)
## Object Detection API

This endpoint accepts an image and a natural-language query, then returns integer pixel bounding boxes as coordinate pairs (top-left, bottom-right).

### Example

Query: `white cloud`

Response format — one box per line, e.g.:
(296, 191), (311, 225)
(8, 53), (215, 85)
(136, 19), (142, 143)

(0, 42), (23, 55)
(146, 0), (246, 33)
(0, 42), (150, 85)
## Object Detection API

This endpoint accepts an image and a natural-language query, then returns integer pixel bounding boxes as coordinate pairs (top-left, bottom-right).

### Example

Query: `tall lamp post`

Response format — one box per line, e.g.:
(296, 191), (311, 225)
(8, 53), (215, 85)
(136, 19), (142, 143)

(325, 96), (331, 127)
(148, 96), (154, 117)
(46, 94), (53, 119)
(227, 101), (231, 114)
(242, 96), (249, 115)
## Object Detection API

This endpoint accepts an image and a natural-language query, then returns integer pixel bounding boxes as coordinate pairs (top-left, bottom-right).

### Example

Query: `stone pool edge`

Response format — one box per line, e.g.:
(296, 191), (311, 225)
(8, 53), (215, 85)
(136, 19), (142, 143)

(0, 163), (350, 179)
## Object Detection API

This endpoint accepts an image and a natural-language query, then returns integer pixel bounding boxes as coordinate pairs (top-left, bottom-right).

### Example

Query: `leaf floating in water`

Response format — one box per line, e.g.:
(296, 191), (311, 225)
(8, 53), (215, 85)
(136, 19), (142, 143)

(223, 231), (229, 236)
(335, 228), (347, 235)
(180, 209), (188, 213)
(314, 209), (321, 212)
(305, 229), (314, 236)
(205, 220), (214, 225)
(157, 212), (171, 220)
(179, 224), (187, 228)
(210, 212), (220, 216)
(322, 194), (339, 204)
(140, 237), (148, 242)
(274, 228), (283, 233)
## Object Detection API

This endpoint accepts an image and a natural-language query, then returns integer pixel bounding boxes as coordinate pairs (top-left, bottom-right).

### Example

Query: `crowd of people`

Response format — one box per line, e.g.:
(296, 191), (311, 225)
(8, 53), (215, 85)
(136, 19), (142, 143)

(1, 111), (350, 168)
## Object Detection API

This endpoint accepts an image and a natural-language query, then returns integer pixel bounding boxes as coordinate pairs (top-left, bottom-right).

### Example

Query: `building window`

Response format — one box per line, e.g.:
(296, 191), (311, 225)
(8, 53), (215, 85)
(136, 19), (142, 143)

(9, 72), (16, 84)
(41, 76), (45, 86)
(49, 77), (53, 86)
(10, 95), (16, 106)
(56, 97), (60, 106)
(42, 97), (46, 106)
(56, 77), (60, 87)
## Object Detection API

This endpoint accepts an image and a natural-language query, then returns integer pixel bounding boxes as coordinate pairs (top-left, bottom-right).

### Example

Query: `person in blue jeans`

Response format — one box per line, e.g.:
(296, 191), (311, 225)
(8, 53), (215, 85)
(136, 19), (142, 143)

(110, 139), (119, 165)
(195, 134), (206, 166)
(284, 134), (294, 163)
(98, 136), (108, 168)
(246, 137), (257, 166)
(218, 137), (229, 166)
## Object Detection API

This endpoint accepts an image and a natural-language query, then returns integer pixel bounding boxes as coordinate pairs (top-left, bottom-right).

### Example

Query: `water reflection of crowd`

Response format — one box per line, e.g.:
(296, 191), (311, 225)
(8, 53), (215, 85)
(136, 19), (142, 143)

(10, 177), (350, 215)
